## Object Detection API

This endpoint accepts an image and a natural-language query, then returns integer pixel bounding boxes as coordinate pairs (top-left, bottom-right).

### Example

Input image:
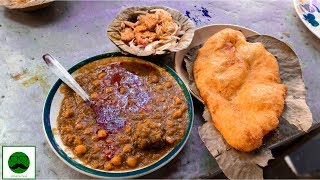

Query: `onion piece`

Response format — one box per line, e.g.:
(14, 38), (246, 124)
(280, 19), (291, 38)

(176, 30), (185, 36)
(129, 39), (143, 53)
(123, 21), (135, 28)
(155, 50), (166, 55)
(144, 40), (163, 52)
(156, 43), (172, 51)
(161, 36), (180, 40)
(150, 9), (172, 17)
(134, 11), (147, 14)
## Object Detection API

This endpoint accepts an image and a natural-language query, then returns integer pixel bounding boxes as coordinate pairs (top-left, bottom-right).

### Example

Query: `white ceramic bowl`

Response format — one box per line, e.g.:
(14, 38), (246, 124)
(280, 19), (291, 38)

(293, 0), (320, 39)
(43, 52), (194, 178)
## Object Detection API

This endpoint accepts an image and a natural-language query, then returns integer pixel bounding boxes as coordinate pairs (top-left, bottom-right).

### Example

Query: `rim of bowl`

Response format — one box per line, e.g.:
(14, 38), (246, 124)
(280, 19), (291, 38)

(293, 0), (320, 39)
(42, 52), (194, 178)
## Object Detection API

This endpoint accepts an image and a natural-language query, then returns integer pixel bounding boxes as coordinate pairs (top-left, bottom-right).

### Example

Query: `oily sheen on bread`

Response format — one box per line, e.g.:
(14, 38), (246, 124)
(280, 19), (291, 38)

(194, 28), (287, 152)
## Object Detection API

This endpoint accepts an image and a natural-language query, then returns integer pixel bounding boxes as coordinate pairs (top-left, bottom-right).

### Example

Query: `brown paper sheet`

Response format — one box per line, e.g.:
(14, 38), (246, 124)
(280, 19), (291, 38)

(184, 35), (313, 179)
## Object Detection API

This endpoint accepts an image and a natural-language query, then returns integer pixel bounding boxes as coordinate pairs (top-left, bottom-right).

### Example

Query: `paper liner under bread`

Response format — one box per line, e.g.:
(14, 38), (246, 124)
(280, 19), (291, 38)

(184, 34), (313, 179)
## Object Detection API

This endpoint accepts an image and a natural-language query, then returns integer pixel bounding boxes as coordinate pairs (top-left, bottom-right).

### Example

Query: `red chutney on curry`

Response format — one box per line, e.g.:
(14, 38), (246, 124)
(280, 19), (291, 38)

(57, 57), (188, 171)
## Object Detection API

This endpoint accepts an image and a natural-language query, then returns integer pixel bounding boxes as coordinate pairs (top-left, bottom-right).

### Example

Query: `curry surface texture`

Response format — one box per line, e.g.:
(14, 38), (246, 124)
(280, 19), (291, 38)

(194, 28), (287, 152)
(57, 57), (188, 171)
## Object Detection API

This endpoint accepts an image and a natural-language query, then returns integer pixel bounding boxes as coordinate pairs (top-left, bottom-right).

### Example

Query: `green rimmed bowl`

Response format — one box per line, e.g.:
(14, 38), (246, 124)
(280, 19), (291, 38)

(42, 52), (194, 178)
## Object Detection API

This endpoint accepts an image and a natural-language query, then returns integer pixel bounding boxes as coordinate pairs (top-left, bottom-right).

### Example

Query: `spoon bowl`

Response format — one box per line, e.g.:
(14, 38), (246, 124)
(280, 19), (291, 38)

(43, 54), (90, 102)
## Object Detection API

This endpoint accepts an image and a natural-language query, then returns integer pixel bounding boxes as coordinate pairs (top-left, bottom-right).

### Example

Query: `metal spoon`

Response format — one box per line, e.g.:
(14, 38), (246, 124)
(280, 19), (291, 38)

(43, 53), (90, 102)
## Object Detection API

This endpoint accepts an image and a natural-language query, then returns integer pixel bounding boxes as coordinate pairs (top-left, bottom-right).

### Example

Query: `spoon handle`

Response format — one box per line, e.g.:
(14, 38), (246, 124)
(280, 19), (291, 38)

(43, 54), (90, 102)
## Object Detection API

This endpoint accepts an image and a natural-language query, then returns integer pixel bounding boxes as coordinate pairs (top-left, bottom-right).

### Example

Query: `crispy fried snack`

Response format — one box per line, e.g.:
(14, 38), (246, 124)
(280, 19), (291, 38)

(194, 28), (287, 152)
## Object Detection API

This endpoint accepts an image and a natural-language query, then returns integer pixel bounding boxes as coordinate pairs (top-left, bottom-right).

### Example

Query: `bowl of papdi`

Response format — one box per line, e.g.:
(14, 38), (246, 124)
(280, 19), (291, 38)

(43, 52), (194, 178)
(107, 6), (195, 56)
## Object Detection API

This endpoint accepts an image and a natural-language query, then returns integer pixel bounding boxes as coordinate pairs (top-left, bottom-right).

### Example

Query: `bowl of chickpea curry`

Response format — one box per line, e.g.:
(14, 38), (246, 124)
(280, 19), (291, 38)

(43, 53), (194, 178)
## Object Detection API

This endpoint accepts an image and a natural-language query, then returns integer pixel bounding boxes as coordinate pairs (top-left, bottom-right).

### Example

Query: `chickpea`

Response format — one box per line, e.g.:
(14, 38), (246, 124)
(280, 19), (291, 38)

(74, 145), (87, 156)
(97, 129), (107, 139)
(157, 97), (165, 102)
(75, 123), (83, 130)
(123, 144), (133, 153)
(92, 79), (100, 87)
(78, 113), (84, 119)
(165, 120), (174, 127)
(63, 134), (75, 146)
(75, 95), (83, 104)
(84, 128), (92, 135)
(149, 74), (159, 83)
(165, 81), (172, 88)
(93, 145), (100, 153)
(138, 109), (145, 114)
(90, 162), (99, 169)
(105, 87), (114, 94)
(90, 92), (98, 99)
(99, 156), (105, 161)
(111, 155), (122, 166)
(126, 156), (137, 167)
(104, 162), (113, 170)
(165, 136), (175, 144)
(63, 126), (72, 133)
(103, 79), (110, 85)
(98, 72), (107, 79)
(83, 159), (90, 165)
(106, 139), (113, 144)
(156, 84), (163, 91)
(181, 105), (187, 112)
(125, 127), (131, 134)
(89, 72), (96, 77)
(172, 110), (182, 119)
(62, 108), (74, 118)
(135, 154), (141, 160)
(154, 113), (162, 119)
(146, 104), (152, 111)
(92, 135), (99, 141)
(119, 87), (126, 94)
(103, 149), (111, 155)
(60, 85), (69, 93)
(166, 128), (175, 136)
(74, 137), (82, 145)
(174, 97), (182, 105)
